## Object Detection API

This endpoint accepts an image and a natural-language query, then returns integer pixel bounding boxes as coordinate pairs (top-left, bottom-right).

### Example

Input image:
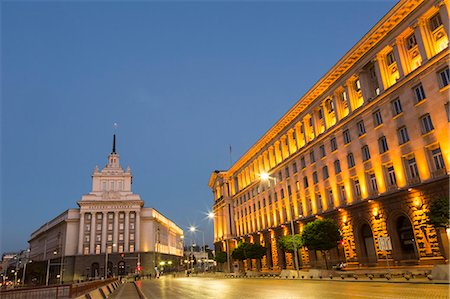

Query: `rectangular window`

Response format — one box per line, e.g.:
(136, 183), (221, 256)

(130, 223), (135, 230)
(330, 137), (338, 152)
(398, 126), (410, 144)
(407, 157), (420, 179)
(119, 245), (124, 253)
(129, 244), (135, 253)
(373, 110), (383, 126)
(96, 224), (102, 231)
(130, 233), (135, 241)
(96, 234), (101, 242)
(85, 225), (90, 232)
(354, 79), (361, 92)
(119, 223), (124, 230)
(327, 189), (334, 209)
(280, 188), (285, 199)
(107, 234), (113, 241)
(369, 173), (378, 192)
(362, 145), (371, 161)
(274, 192), (278, 202)
(340, 185), (347, 203)
(97, 213), (102, 220)
(108, 213), (114, 220)
(334, 160), (342, 174)
(316, 193), (323, 210)
(119, 234), (124, 241)
(285, 167), (290, 178)
(84, 247), (89, 255)
(413, 84), (426, 103)
(303, 176), (309, 188)
(406, 33), (417, 49)
(86, 213), (91, 220)
(439, 67), (450, 88)
(323, 166), (329, 179)
(313, 172), (318, 184)
(446, 103), (450, 122)
(84, 235), (90, 242)
(420, 114), (434, 133)
(119, 213), (124, 219)
(292, 162), (298, 173)
(378, 136), (389, 153)
(295, 180), (300, 191)
(110, 181), (114, 191)
(343, 129), (351, 144)
(357, 120), (366, 136)
(430, 13), (443, 31)
(288, 185), (292, 196)
(432, 148), (445, 170)
(300, 157), (306, 169)
(386, 51), (395, 66)
(354, 179), (361, 197)
(387, 166), (397, 186)
(319, 145), (326, 158)
(130, 213), (135, 219)
(310, 150), (316, 163)
(347, 153), (355, 168)
(391, 98), (403, 115)
(118, 181), (123, 191)
(278, 171), (283, 182)
(102, 181), (107, 191)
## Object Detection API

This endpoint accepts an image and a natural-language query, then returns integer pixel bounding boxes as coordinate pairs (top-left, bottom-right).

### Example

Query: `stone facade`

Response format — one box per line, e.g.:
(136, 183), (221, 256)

(209, 0), (450, 270)
(29, 135), (184, 282)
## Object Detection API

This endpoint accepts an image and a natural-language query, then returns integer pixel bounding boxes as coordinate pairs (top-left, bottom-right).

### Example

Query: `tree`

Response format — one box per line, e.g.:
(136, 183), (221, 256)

(231, 242), (266, 271)
(426, 196), (450, 259)
(215, 251), (227, 264)
(300, 218), (342, 269)
(278, 235), (302, 253)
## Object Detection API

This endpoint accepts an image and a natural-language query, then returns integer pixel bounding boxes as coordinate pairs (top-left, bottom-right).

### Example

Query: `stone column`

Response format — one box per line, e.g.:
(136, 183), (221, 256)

(101, 212), (107, 253)
(90, 213), (96, 254)
(330, 96), (340, 122)
(124, 211), (130, 252)
(343, 85), (352, 114)
(78, 212), (85, 255)
(437, 1), (449, 38)
(391, 42), (405, 78)
(135, 211), (141, 252)
(113, 212), (119, 252)
(372, 58), (385, 93)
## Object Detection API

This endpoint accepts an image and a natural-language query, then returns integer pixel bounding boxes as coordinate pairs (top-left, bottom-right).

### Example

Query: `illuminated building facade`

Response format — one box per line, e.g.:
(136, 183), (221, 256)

(29, 135), (183, 283)
(209, 0), (449, 270)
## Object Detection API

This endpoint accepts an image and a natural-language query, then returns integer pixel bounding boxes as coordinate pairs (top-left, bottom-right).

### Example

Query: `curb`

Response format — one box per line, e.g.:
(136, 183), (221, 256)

(133, 281), (148, 299)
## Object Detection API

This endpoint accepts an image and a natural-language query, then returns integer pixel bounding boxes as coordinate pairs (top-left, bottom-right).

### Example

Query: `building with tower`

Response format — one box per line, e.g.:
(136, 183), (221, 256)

(209, 0), (449, 271)
(28, 134), (183, 283)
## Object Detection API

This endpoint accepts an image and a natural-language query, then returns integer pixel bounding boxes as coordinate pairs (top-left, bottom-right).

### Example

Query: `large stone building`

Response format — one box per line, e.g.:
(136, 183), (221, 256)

(209, 0), (449, 270)
(29, 135), (183, 283)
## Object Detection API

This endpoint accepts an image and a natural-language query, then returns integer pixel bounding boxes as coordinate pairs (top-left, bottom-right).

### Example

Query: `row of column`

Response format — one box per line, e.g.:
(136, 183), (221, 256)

(77, 210), (140, 255)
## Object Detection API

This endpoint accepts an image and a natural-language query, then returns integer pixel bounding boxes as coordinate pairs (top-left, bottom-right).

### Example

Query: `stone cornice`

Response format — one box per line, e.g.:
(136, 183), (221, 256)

(227, 0), (423, 176)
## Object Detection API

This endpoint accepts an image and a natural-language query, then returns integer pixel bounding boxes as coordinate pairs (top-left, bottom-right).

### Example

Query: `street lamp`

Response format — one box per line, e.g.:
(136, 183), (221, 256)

(189, 226), (205, 272)
(260, 172), (300, 278)
(207, 212), (231, 273)
(105, 244), (117, 278)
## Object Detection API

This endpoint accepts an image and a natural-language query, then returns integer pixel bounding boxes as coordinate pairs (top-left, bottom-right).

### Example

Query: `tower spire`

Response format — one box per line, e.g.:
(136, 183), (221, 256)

(112, 123), (118, 154)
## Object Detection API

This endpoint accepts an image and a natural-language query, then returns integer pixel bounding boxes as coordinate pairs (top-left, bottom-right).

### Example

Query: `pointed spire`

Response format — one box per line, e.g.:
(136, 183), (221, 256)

(112, 123), (118, 154)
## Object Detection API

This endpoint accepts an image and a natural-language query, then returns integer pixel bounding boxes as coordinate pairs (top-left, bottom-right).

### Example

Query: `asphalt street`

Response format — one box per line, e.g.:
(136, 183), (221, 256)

(120, 276), (450, 299)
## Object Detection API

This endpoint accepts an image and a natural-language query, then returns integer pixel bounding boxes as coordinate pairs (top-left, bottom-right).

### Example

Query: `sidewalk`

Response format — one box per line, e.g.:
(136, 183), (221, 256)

(109, 282), (141, 299)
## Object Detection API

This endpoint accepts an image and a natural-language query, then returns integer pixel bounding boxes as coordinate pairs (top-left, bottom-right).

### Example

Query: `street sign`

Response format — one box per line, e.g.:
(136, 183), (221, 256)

(378, 236), (392, 251)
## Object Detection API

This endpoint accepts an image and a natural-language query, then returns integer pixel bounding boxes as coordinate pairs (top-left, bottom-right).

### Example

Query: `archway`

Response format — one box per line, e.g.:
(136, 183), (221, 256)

(396, 216), (418, 260)
(118, 261), (126, 276)
(91, 263), (99, 278)
(360, 224), (377, 264)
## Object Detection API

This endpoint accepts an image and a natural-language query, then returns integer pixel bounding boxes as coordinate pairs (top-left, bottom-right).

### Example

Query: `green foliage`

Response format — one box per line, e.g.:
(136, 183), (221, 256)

(277, 234), (302, 253)
(426, 196), (450, 228)
(215, 251), (227, 264)
(300, 218), (342, 251)
(231, 242), (266, 261)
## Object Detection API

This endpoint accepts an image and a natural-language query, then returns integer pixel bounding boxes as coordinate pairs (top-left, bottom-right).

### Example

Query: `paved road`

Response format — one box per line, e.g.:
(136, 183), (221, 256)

(136, 276), (449, 299)
(109, 282), (140, 299)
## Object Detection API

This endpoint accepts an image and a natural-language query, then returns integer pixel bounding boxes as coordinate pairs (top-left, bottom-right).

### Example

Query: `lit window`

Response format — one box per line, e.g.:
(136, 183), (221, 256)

(373, 110), (383, 127)
(96, 224), (101, 231)
(130, 233), (135, 241)
(130, 213), (135, 219)
(326, 99), (335, 112)
(319, 145), (326, 158)
(432, 148), (445, 170)
(362, 145), (371, 161)
(420, 114), (434, 134)
(387, 166), (397, 186)
(438, 67), (450, 88)
(369, 173), (378, 192)
(95, 245), (101, 254)
(357, 120), (366, 136)
(119, 234), (124, 241)
(340, 185), (346, 202)
(84, 247), (89, 255)
(347, 153), (355, 168)
(316, 193), (323, 211)
(108, 223), (113, 230)
(119, 213), (124, 219)
(391, 98), (403, 115)
(97, 213), (102, 220)
(378, 136), (389, 154)
(330, 137), (337, 152)
(354, 79), (361, 92)
(343, 129), (351, 144)
(413, 84), (426, 103)
(323, 166), (329, 179)
(108, 213), (114, 220)
(119, 223), (124, 230)
(129, 244), (135, 253)
(398, 126), (410, 144)
(86, 214), (91, 220)
(119, 245), (124, 253)
(334, 160), (342, 174)
(130, 223), (135, 230)
(108, 234), (113, 241)
(327, 189), (334, 209)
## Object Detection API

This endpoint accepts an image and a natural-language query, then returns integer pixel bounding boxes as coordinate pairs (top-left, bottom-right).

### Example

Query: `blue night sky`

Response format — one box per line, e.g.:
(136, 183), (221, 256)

(1, 1), (396, 252)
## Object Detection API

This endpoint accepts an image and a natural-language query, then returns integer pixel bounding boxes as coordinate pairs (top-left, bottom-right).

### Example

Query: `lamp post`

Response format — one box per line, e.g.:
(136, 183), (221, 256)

(189, 226), (205, 272)
(105, 244), (117, 278)
(260, 172), (300, 278)
(207, 212), (231, 273)
(22, 249), (31, 286)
